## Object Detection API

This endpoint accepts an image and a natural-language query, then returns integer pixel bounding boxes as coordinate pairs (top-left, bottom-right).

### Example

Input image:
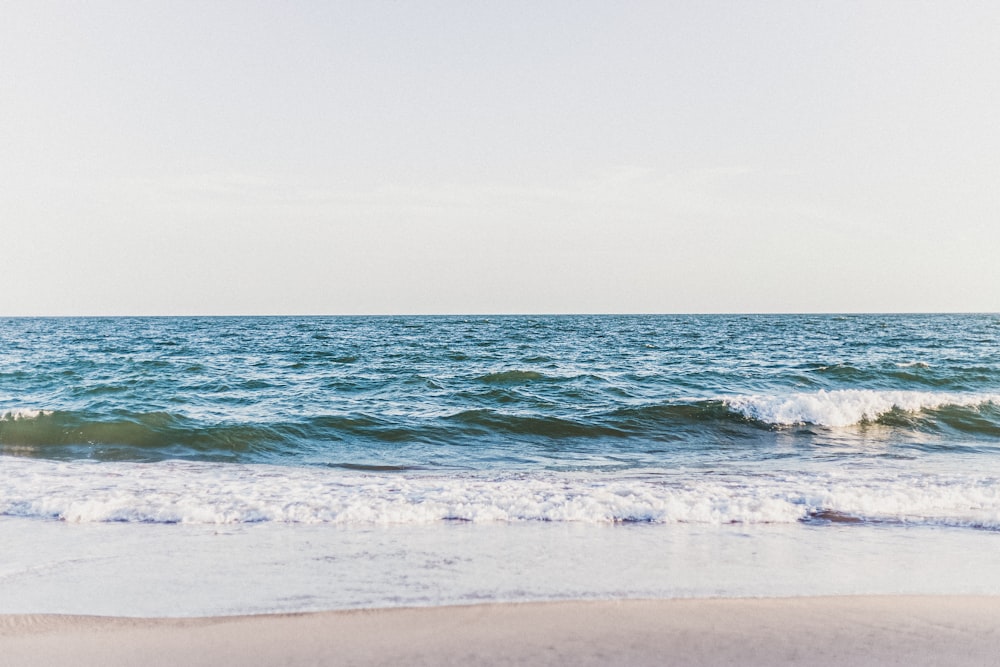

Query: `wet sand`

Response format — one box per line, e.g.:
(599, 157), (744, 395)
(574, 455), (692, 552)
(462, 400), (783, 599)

(2, 596), (999, 667)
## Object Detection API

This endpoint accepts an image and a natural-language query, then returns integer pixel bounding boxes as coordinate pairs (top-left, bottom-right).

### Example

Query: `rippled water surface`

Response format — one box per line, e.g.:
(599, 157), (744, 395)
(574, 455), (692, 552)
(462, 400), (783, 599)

(2, 314), (999, 528)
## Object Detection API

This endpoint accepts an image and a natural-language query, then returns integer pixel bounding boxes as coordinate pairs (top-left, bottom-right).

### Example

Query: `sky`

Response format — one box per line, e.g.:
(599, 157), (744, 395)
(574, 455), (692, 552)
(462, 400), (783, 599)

(2, 1), (999, 315)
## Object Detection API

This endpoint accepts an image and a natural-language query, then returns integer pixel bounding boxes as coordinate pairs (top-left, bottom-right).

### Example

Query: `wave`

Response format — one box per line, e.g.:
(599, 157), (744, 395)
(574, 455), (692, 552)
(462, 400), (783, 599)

(607, 402), (740, 427)
(724, 390), (1000, 427)
(475, 370), (549, 384)
(0, 409), (53, 421)
(4, 391), (1000, 464)
(0, 410), (288, 461)
(444, 409), (626, 439)
(2, 459), (998, 529)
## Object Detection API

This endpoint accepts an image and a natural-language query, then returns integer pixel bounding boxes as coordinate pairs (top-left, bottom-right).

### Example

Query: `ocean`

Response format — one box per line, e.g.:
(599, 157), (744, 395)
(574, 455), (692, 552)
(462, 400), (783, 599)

(3, 314), (1000, 616)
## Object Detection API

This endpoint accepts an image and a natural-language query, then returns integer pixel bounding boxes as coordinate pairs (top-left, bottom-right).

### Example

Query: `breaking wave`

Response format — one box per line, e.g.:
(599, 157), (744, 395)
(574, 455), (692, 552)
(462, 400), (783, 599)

(3, 391), (1000, 464)
(2, 458), (998, 529)
(724, 390), (1000, 427)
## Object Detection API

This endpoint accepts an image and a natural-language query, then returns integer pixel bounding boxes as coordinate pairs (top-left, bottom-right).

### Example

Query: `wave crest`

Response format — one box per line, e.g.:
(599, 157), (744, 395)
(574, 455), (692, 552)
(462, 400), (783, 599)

(0, 409), (53, 421)
(475, 370), (548, 384)
(724, 390), (1000, 427)
(0, 410), (285, 461)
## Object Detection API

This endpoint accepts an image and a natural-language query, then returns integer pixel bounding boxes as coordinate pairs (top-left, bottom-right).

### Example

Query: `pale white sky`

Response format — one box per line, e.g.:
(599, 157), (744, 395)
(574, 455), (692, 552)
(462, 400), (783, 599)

(2, 1), (999, 315)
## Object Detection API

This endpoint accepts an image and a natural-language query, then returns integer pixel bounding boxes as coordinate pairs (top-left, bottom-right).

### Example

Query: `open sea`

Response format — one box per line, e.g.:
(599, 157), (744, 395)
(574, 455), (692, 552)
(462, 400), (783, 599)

(3, 314), (1000, 616)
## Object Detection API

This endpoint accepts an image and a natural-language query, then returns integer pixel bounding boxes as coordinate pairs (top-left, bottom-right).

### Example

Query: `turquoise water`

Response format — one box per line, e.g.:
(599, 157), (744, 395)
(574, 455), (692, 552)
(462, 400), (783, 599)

(3, 314), (1000, 614)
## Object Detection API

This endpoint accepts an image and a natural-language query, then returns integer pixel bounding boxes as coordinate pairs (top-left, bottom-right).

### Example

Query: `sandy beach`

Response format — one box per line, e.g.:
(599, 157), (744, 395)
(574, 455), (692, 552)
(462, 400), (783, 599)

(2, 596), (998, 667)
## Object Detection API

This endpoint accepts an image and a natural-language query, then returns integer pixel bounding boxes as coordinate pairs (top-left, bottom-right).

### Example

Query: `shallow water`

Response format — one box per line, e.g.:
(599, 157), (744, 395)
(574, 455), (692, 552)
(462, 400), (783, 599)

(3, 517), (1000, 616)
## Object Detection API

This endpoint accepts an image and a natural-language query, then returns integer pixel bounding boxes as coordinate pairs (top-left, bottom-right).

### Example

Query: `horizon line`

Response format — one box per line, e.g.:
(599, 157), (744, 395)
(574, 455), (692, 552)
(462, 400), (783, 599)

(2, 311), (997, 319)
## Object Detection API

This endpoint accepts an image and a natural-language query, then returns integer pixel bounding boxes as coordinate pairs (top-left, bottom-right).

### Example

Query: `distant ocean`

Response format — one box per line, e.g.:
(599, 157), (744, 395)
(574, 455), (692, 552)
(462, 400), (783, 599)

(3, 315), (1000, 616)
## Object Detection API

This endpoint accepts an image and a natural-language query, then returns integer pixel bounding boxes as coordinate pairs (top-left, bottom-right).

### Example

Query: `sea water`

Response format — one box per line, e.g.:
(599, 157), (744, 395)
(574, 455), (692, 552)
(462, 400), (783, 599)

(2, 315), (1000, 615)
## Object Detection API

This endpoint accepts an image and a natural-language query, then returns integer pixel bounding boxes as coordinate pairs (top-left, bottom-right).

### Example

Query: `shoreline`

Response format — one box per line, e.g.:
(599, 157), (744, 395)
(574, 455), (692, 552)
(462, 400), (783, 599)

(3, 596), (999, 666)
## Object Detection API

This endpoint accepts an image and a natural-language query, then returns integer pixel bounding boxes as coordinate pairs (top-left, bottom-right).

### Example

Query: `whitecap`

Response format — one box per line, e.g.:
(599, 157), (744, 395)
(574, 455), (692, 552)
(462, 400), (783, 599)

(724, 390), (1000, 427)
(2, 459), (999, 530)
(0, 409), (53, 421)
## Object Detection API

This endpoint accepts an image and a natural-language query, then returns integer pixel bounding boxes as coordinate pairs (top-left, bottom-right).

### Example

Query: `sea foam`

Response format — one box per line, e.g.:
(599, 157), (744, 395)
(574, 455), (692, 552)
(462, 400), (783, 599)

(2, 458), (999, 529)
(724, 390), (1000, 427)
(0, 409), (52, 421)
